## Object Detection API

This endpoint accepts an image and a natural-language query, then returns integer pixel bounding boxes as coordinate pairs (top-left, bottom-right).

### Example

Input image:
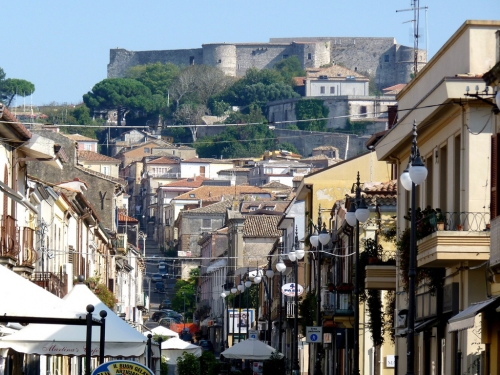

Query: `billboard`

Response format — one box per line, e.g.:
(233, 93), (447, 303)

(228, 308), (255, 334)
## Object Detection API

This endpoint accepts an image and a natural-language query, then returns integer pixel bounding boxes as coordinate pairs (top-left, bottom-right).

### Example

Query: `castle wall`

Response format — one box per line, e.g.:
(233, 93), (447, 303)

(108, 48), (204, 78)
(107, 37), (426, 89)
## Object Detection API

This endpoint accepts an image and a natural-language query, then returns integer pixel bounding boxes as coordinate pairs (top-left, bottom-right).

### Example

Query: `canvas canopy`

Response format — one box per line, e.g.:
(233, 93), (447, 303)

(221, 338), (283, 360)
(0, 265), (87, 320)
(160, 337), (201, 362)
(0, 283), (146, 357)
(144, 326), (178, 338)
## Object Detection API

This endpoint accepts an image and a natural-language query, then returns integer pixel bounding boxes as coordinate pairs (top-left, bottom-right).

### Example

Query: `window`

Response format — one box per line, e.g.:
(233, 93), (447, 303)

(263, 206), (275, 211)
(249, 206), (258, 211)
(354, 67), (357, 72)
(308, 53), (312, 60)
(330, 87), (335, 94)
(102, 166), (110, 176)
(200, 166), (206, 177)
(144, 147), (150, 153)
(202, 218), (211, 228)
(84, 143), (92, 151)
(189, 193), (195, 198)
(384, 55), (389, 62)
(283, 55), (289, 59)
(190, 56), (195, 65)
(360, 106), (367, 117)
(218, 59), (222, 63)
(320, 86), (325, 94)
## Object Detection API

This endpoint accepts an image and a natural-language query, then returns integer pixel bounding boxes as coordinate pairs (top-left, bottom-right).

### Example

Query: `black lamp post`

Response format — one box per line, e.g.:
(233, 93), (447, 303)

(400, 121), (428, 375)
(288, 227), (305, 375)
(345, 172), (370, 375)
(245, 268), (253, 338)
(231, 282), (238, 346)
(266, 258), (274, 346)
(221, 290), (228, 351)
(309, 206), (331, 375)
(275, 248), (287, 353)
(182, 292), (186, 329)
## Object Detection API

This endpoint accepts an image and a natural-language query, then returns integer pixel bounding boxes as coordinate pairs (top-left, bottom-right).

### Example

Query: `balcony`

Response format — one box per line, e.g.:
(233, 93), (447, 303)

(365, 265), (397, 290)
(116, 233), (127, 254)
(417, 212), (490, 268)
(286, 300), (300, 318)
(0, 216), (20, 267)
(32, 271), (67, 297)
(322, 291), (354, 327)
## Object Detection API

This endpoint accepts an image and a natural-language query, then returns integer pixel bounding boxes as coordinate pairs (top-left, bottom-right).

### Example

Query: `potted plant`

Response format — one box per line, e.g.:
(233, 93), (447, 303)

(436, 209), (445, 231)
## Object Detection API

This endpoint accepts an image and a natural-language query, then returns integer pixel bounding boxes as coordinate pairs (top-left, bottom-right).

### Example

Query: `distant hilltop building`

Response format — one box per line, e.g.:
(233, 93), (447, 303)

(108, 37), (427, 90)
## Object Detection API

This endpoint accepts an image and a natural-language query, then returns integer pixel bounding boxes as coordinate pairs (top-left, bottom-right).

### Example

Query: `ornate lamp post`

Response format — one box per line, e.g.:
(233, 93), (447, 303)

(266, 259), (274, 346)
(309, 207), (331, 375)
(138, 231), (147, 257)
(288, 227), (305, 375)
(400, 121), (428, 375)
(221, 291), (228, 351)
(345, 172), (370, 375)
(275, 249), (287, 353)
(245, 268), (252, 338)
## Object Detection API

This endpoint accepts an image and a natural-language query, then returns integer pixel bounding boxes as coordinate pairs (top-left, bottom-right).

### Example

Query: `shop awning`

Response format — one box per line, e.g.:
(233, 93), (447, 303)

(448, 297), (500, 332)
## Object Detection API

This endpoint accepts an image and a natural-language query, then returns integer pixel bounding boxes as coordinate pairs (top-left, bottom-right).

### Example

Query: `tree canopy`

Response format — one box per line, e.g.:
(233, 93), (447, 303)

(83, 78), (154, 126)
(0, 67), (36, 107)
(294, 99), (329, 131)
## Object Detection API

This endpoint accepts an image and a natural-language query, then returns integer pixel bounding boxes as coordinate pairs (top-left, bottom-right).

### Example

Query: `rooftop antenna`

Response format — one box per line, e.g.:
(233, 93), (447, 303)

(396, 1), (428, 76)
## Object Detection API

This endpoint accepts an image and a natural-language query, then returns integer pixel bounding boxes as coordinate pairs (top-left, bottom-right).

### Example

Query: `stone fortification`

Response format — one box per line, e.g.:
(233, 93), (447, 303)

(108, 37), (426, 89)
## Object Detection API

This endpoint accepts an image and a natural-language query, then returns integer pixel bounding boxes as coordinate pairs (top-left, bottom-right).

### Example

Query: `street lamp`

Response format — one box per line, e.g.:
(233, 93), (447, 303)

(245, 268), (252, 339)
(345, 172), (370, 375)
(266, 258), (274, 346)
(401, 121), (428, 375)
(182, 292), (186, 329)
(138, 231), (147, 257)
(275, 249), (286, 353)
(309, 206), (330, 375)
(221, 291), (228, 351)
(231, 284), (238, 346)
(288, 227), (305, 375)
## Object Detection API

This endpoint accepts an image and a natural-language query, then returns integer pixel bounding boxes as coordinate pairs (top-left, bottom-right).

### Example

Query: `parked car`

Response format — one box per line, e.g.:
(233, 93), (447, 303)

(151, 273), (163, 283)
(160, 309), (183, 322)
(151, 311), (170, 322)
(159, 299), (171, 310)
(158, 317), (175, 328)
(199, 339), (214, 352)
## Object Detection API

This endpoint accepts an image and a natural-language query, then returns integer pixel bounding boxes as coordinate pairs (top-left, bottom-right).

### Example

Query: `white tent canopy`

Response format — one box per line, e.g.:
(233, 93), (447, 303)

(0, 283), (147, 357)
(144, 326), (178, 338)
(221, 338), (283, 360)
(0, 265), (86, 320)
(160, 337), (201, 363)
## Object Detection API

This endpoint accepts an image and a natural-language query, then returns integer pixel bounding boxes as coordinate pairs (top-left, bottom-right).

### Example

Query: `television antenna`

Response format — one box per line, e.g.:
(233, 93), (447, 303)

(397, 1), (428, 76)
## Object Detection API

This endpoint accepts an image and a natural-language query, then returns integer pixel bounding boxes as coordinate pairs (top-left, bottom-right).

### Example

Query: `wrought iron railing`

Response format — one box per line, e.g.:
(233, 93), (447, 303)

(1, 215), (20, 258)
(322, 291), (353, 314)
(32, 271), (67, 297)
(441, 212), (490, 232)
(286, 300), (300, 318)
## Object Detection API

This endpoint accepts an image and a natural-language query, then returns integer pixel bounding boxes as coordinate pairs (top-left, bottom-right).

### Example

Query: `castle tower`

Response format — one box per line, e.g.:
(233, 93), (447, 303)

(202, 43), (237, 76)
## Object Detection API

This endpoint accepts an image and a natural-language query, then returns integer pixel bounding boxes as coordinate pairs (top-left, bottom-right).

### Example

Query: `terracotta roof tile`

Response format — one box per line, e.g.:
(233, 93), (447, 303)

(65, 133), (98, 142)
(147, 156), (179, 164)
(292, 176), (304, 182)
(162, 177), (208, 188)
(78, 150), (120, 163)
(240, 201), (291, 214)
(261, 181), (291, 189)
(182, 158), (233, 164)
(184, 200), (232, 214)
(174, 185), (269, 201)
(363, 180), (397, 193)
(243, 215), (282, 237)
(118, 213), (139, 223)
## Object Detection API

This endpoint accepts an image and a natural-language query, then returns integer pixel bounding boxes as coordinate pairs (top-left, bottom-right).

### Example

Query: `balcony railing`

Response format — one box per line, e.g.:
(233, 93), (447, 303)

(20, 227), (37, 267)
(286, 300), (301, 318)
(440, 212), (490, 232)
(32, 271), (67, 297)
(322, 291), (353, 315)
(1, 215), (20, 259)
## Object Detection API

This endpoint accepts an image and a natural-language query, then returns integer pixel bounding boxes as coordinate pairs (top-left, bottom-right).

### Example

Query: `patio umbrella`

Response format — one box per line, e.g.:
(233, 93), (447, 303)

(144, 326), (178, 338)
(221, 338), (283, 360)
(0, 283), (147, 357)
(160, 337), (202, 362)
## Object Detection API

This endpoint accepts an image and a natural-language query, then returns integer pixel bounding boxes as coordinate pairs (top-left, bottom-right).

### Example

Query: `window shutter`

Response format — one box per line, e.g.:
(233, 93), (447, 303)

(491, 134), (500, 218)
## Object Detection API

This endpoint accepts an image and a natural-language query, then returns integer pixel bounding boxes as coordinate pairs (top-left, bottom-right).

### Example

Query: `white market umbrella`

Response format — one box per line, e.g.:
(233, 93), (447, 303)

(0, 265), (87, 320)
(160, 337), (201, 362)
(221, 338), (283, 360)
(0, 283), (147, 357)
(144, 326), (178, 338)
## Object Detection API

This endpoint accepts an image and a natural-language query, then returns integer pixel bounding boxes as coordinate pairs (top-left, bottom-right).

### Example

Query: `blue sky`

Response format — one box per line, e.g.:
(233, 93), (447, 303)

(2, 1), (498, 106)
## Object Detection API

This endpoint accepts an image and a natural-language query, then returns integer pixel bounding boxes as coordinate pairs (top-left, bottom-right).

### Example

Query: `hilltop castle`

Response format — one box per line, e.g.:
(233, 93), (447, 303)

(108, 37), (426, 90)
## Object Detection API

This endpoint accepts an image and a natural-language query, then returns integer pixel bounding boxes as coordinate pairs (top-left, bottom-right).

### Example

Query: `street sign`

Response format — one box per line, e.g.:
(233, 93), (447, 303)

(248, 330), (258, 339)
(281, 283), (304, 297)
(306, 326), (323, 343)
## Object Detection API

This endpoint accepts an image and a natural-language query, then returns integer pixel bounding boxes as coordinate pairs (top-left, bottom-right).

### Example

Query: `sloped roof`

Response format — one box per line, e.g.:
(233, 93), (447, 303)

(182, 158), (233, 164)
(300, 154), (330, 161)
(162, 177), (207, 188)
(243, 215), (282, 237)
(174, 185), (268, 200)
(118, 212), (139, 223)
(240, 201), (291, 214)
(65, 133), (98, 142)
(184, 200), (232, 215)
(261, 181), (291, 190)
(313, 145), (339, 151)
(147, 156), (179, 165)
(306, 65), (367, 79)
(363, 180), (397, 193)
(382, 83), (407, 95)
(78, 150), (120, 163)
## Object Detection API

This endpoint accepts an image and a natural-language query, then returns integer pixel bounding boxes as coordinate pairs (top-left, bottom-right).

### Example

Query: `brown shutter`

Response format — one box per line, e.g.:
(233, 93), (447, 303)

(491, 134), (500, 218)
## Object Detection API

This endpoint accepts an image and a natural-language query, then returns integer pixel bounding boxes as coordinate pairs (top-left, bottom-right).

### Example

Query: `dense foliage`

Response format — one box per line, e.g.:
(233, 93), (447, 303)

(172, 268), (199, 321)
(176, 352), (200, 375)
(0, 67), (36, 107)
(298, 291), (317, 336)
(199, 351), (220, 375)
(294, 99), (329, 131)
